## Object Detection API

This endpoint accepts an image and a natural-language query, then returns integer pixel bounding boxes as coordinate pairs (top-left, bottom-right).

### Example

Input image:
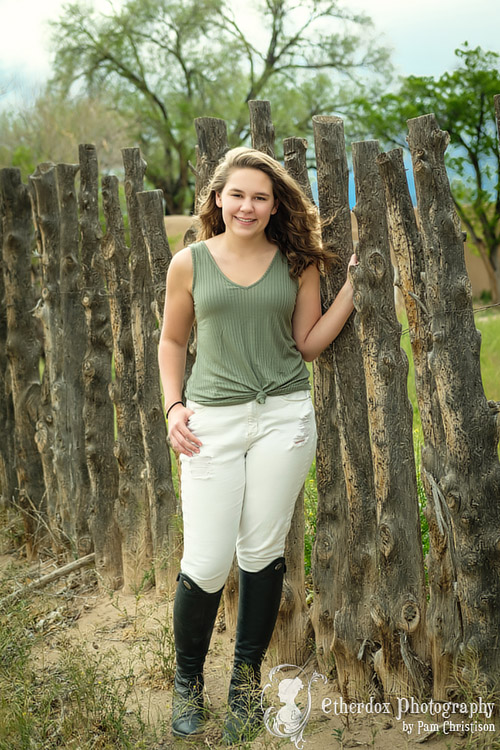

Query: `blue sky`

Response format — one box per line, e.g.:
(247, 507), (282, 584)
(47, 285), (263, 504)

(1, 0), (499, 106)
(352, 0), (500, 78)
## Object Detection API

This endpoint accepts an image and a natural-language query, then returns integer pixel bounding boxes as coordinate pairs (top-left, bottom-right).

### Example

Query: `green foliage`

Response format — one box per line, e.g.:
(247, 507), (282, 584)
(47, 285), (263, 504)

(353, 45), (500, 163)
(304, 461), (317, 578)
(351, 44), (500, 300)
(48, 0), (391, 212)
(0, 91), (130, 181)
(474, 308), (500, 402)
(332, 725), (346, 746)
(0, 593), (160, 749)
(10, 145), (35, 177)
(415, 439), (429, 562)
(140, 616), (176, 683)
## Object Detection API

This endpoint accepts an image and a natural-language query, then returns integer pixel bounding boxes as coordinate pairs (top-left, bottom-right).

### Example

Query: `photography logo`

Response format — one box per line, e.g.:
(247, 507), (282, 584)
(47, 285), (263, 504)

(261, 664), (327, 749)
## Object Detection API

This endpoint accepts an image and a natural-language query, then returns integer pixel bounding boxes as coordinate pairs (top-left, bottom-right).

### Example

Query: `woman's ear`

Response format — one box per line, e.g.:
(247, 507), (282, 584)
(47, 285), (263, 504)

(271, 199), (279, 215)
(215, 192), (222, 208)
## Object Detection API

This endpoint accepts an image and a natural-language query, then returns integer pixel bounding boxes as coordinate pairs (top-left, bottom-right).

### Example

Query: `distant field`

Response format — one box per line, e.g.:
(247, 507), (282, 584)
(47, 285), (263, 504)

(475, 308), (500, 402)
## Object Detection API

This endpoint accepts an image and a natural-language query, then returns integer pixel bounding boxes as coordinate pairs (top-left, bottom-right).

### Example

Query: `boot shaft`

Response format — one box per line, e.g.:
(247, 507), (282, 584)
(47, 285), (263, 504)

(233, 557), (286, 667)
(173, 572), (223, 676)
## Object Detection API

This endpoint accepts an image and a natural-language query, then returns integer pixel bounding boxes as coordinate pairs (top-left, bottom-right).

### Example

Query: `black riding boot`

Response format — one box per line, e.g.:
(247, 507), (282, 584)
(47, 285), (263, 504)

(171, 572), (223, 738)
(222, 557), (286, 744)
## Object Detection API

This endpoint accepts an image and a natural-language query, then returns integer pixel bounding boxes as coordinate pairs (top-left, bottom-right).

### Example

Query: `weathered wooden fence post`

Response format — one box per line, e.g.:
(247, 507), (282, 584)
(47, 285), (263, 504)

(30, 160), (92, 556)
(310, 118), (377, 698)
(495, 94), (500, 143)
(101, 170), (152, 593)
(0, 168), (45, 556)
(136, 186), (182, 593)
(376, 146), (454, 699)
(283, 137), (313, 201)
(136, 189), (172, 322)
(273, 135), (315, 665)
(352, 139), (429, 699)
(55, 163), (92, 555)
(100, 174), (153, 594)
(249, 100), (275, 158)
(309, 117), (350, 676)
(0, 195), (17, 510)
(194, 117), (229, 212)
(123, 147), (178, 594)
(79, 144), (123, 590)
(406, 114), (500, 696)
(29, 163), (65, 548)
(494, 94), (500, 304)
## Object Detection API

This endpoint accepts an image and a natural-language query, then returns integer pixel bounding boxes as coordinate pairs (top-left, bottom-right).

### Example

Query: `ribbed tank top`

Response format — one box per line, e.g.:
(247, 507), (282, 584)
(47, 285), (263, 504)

(185, 241), (310, 405)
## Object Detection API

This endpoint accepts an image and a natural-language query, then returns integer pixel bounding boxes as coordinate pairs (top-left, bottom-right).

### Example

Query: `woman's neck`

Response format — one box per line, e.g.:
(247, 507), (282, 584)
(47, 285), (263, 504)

(209, 230), (274, 257)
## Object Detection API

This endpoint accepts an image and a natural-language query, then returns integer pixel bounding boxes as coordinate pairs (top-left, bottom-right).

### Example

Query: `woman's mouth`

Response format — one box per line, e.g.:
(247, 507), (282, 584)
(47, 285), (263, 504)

(235, 217), (256, 224)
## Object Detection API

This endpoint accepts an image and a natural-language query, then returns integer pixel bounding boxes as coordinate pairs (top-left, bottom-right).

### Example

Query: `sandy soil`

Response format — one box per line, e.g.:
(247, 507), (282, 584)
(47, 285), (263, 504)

(2, 550), (497, 750)
(74, 592), (496, 750)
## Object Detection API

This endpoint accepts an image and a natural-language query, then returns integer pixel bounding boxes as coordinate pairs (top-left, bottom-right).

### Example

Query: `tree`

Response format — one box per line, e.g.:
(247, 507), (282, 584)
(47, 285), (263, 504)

(49, 0), (390, 213)
(0, 88), (130, 179)
(351, 45), (500, 302)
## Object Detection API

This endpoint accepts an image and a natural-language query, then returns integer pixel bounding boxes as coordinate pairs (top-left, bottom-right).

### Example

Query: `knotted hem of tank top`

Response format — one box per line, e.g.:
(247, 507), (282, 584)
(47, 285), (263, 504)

(256, 390), (267, 404)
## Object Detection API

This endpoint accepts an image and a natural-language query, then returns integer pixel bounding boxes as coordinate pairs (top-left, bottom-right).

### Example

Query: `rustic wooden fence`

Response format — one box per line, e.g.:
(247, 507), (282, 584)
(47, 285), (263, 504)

(1, 98), (499, 705)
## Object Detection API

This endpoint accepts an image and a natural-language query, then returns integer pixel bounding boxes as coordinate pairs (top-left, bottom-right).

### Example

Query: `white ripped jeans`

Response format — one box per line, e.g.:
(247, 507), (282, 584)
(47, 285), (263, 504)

(179, 391), (317, 593)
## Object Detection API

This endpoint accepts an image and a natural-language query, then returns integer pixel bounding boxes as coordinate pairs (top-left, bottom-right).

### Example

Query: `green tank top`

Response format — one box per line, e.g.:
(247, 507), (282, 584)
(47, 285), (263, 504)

(185, 241), (310, 405)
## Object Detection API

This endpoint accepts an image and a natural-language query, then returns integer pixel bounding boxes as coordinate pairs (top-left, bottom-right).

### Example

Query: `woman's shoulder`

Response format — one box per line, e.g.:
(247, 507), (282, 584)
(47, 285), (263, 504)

(170, 245), (193, 266)
(167, 246), (194, 284)
(297, 260), (320, 289)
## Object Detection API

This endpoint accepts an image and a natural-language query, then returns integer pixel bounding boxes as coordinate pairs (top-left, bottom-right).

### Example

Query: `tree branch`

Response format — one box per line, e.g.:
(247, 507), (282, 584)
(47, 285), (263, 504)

(0, 554), (96, 610)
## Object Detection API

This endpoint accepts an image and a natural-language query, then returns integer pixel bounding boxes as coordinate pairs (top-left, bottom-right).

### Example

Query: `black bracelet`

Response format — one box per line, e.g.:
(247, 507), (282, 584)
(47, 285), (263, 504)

(166, 400), (183, 419)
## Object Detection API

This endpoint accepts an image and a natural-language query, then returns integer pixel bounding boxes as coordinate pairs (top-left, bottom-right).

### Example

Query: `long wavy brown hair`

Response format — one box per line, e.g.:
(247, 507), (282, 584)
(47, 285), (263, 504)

(196, 147), (336, 278)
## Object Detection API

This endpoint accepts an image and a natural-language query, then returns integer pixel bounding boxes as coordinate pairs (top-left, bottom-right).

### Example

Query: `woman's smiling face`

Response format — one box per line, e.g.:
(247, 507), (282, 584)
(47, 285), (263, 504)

(215, 168), (278, 238)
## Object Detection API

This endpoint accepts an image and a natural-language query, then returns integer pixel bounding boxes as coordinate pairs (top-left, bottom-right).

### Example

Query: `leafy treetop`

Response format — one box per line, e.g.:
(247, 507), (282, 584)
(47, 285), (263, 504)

(352, 44), (500, 302)
(49, 0), (391, 213)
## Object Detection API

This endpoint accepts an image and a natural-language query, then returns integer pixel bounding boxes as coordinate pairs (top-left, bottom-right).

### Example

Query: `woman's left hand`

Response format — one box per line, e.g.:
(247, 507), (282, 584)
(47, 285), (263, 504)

(348, 253), (359, 270)
(292, 254), (359, 361)
(343, 253), (358, 295)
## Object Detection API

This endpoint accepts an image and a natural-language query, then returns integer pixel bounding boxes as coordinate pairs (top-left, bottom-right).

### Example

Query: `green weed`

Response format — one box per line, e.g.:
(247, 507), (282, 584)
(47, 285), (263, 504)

(139, 615), (176, 684)
(474, 308), (500, 403)
(304, 461), (317, 578)
(0, 587), (160, 750)
(332, 725), (345, 747)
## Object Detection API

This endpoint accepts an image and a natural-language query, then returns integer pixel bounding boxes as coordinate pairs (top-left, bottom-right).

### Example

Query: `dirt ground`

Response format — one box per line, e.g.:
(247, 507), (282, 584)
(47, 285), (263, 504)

(73, 594), (498, 750)
(2, 551), (498, 750)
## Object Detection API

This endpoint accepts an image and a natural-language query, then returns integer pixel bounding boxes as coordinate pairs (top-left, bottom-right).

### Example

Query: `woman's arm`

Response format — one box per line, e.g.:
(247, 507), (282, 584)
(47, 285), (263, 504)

(158, 247), (202, 456)
(292, 255), (357, 362)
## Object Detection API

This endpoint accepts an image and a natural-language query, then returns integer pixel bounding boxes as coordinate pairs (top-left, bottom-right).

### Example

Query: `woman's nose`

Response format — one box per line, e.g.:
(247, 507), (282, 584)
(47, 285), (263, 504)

(240, 196), (253, 211)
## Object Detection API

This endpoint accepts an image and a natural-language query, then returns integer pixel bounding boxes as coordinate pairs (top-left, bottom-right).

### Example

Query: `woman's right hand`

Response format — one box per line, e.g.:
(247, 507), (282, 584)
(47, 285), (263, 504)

(167, 404), (203, 457)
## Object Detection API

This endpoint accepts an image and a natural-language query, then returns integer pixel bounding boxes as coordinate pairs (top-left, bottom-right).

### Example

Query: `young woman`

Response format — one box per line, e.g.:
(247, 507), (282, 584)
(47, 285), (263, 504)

(158, 147), (357, 743)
